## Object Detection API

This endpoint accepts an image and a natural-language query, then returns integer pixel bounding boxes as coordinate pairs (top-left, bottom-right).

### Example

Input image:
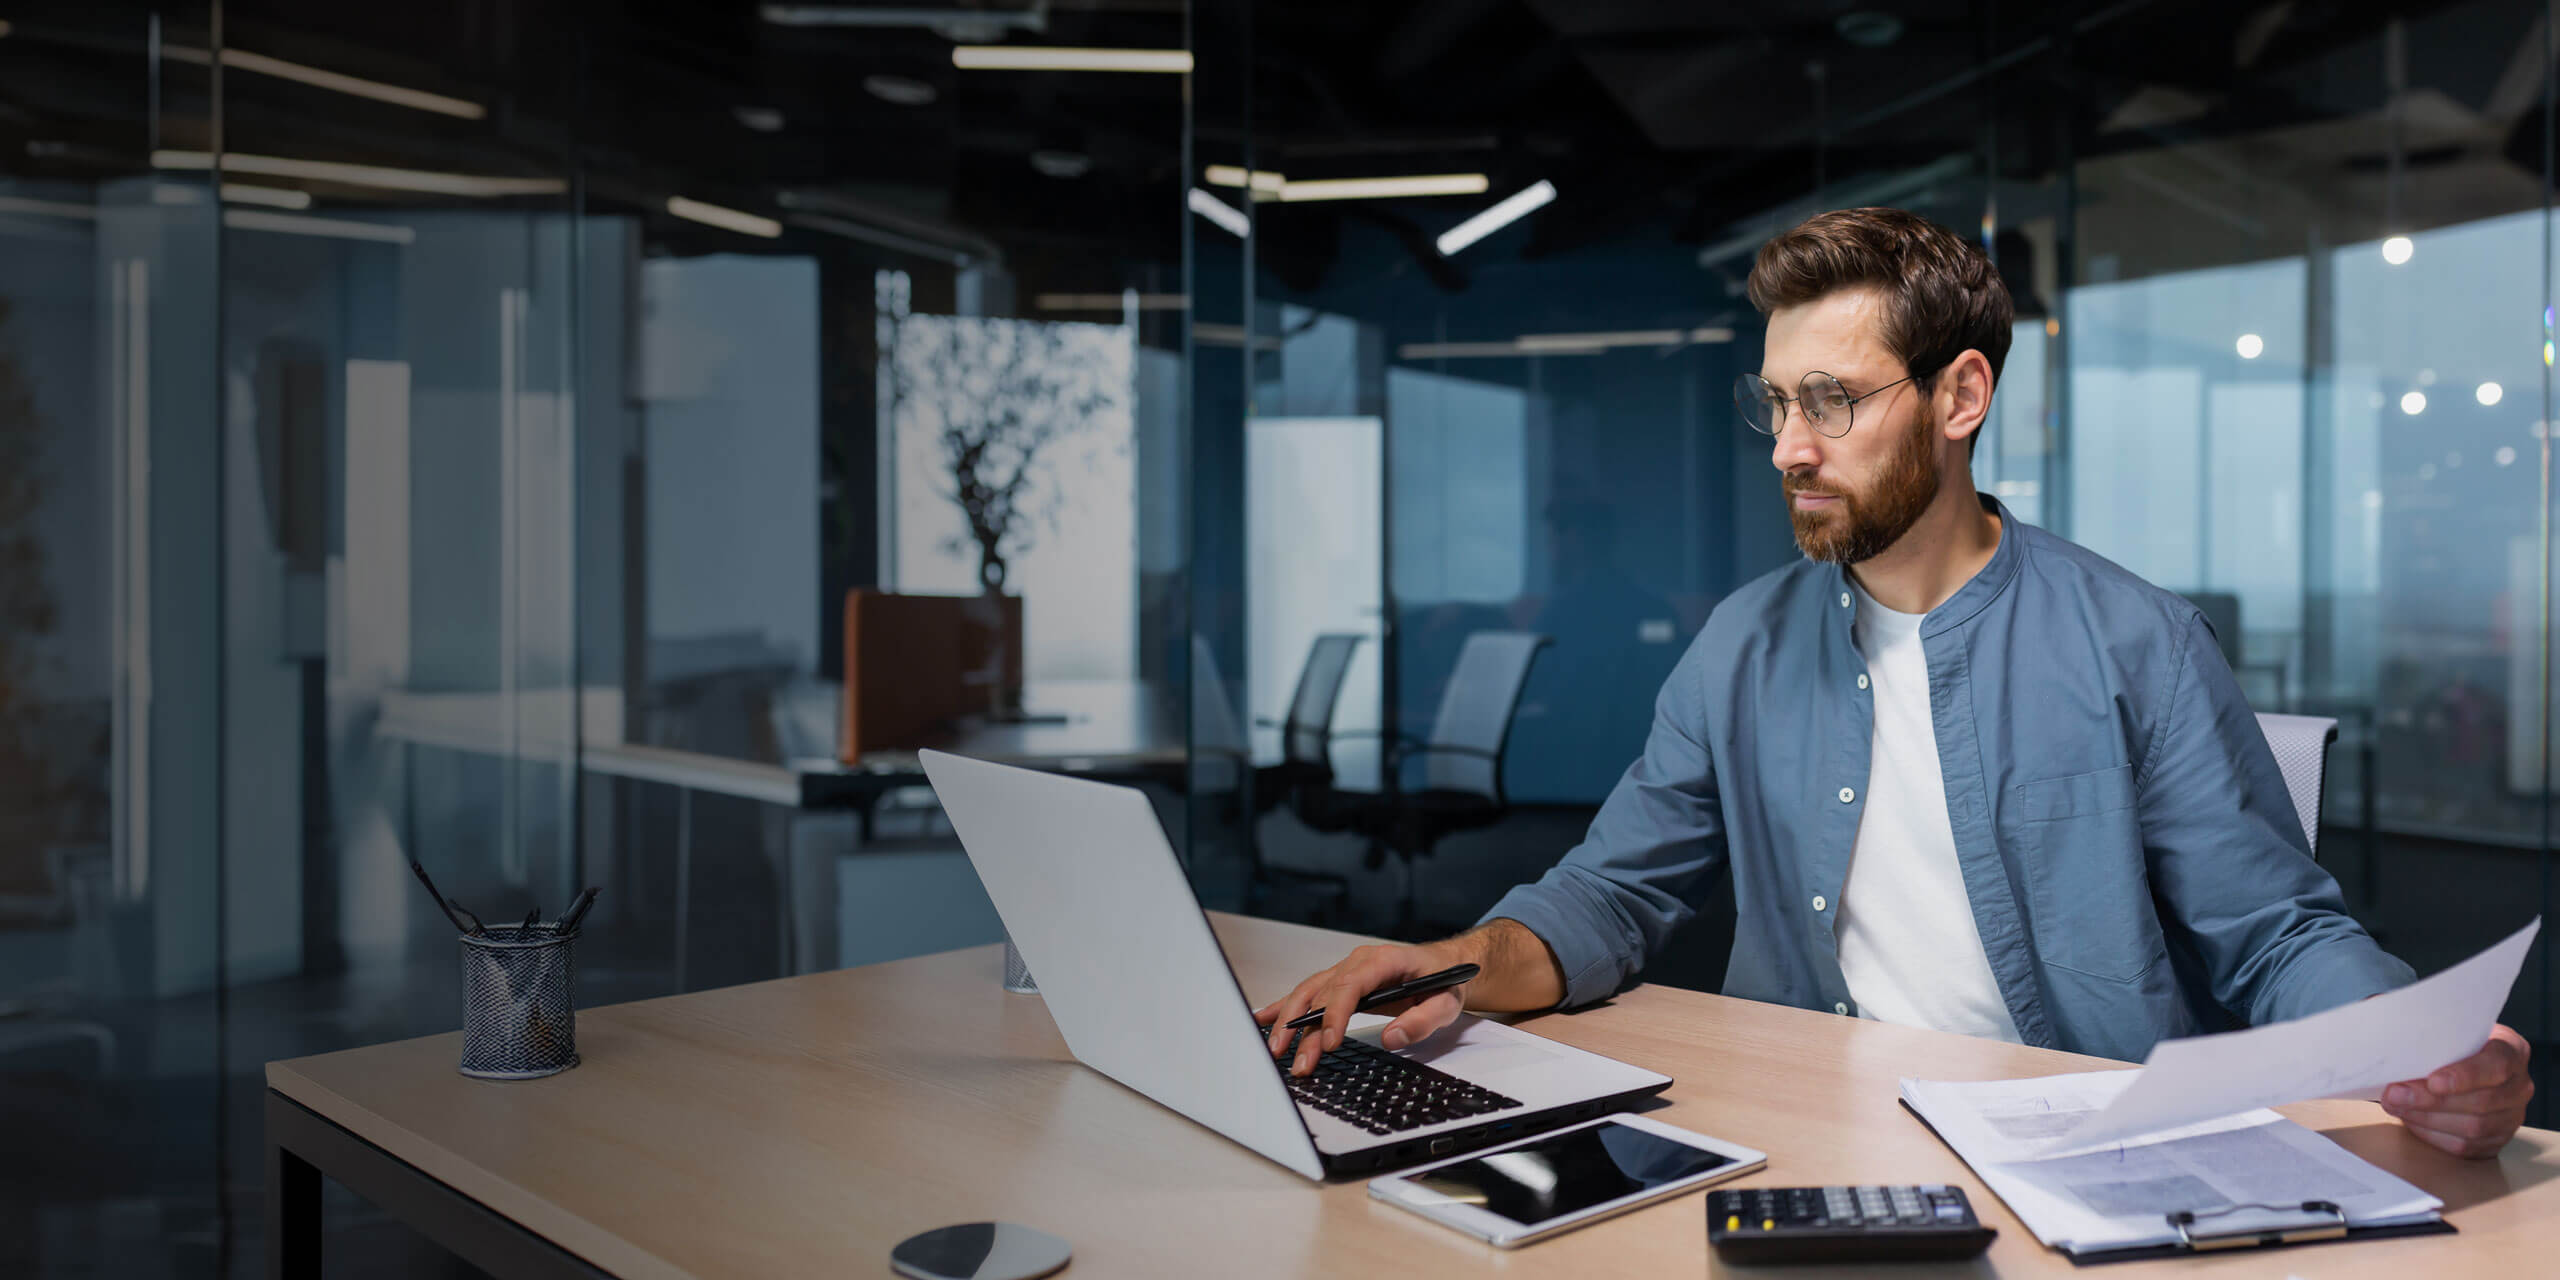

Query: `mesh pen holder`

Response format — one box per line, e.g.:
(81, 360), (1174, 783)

(459, 924), (580, 1079)
(1001, 933), (1038, 994)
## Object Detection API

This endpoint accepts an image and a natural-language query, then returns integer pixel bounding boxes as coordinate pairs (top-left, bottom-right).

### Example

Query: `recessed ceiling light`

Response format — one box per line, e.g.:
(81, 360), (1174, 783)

(1030, 149), (1090, 179)
(2382, 235), (2414, 265)
(1835, 11), (1906, 47)
(863, 75), (937, 106)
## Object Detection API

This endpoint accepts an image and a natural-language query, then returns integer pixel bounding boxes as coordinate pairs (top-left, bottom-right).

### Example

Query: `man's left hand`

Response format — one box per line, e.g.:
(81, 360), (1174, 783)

(2378, 1023), (2534, 1159)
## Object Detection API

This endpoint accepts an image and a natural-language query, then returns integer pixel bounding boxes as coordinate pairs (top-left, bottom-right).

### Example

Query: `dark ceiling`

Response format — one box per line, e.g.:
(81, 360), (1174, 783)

(2, 0), (2544, 298)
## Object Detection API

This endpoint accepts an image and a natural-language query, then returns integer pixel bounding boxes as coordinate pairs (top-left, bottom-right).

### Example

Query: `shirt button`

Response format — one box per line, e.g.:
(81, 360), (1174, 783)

(1837, 786), (1855, 803)
(1856, 674), (1870, 690)
(1840, 591), (1851, 608)
(1834, 1001), (1850, 1016)
(1811, 895), (1828, 912)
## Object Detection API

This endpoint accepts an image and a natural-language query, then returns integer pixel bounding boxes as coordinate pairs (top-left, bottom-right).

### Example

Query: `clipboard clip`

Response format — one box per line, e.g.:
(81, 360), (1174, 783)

(2165, 1200), (2348, 1251)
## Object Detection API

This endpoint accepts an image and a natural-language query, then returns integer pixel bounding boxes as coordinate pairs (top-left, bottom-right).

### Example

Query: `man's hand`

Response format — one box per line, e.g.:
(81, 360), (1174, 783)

(2378, 1023), (2534, 1159)
(1251, 919), (1566, 1077)
(1254, 941), (1473, 1078)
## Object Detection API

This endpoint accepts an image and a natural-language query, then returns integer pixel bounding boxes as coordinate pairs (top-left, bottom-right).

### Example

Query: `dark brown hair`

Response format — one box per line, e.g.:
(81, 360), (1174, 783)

(1746, 206), (2014, 391)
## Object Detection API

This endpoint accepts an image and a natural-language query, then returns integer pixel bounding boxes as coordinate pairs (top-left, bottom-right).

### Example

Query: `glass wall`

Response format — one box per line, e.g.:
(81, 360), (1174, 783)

(1203, 0), (2557, 1113)
(2, 1), (1188, 1274)
(11, 2), (2560, 1275)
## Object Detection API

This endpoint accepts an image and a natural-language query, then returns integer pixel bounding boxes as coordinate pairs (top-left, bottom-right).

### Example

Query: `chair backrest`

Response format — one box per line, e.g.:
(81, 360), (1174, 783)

(2255, 712), (2338, 860)
(1283, 633), (1365, 768)
(1422, 631), (1550, 798)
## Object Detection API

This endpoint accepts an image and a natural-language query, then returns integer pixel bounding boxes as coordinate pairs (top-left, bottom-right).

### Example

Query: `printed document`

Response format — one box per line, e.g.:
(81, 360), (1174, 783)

(2033, 918), (2540, 1155)
(1901, 1071), (2441, 1253)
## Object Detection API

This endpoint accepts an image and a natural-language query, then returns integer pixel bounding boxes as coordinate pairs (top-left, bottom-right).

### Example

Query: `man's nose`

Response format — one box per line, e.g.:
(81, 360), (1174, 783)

(1770, 407), (1824, 472)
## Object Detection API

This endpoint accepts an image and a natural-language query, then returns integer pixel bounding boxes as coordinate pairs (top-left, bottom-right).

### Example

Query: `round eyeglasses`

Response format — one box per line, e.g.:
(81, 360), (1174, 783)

(1734, 369), (1925, 438)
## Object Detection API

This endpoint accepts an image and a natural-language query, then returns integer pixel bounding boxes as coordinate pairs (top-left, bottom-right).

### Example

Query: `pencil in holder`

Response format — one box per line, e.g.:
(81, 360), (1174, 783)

(458, 924), (580, 1079)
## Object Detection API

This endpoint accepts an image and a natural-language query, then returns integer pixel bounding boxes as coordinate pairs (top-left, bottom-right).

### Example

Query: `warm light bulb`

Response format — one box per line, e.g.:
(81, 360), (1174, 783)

(2382, 235), (2414, 265)
(2401, 390), (2428, 415)
(2235, 333), (2264, 359)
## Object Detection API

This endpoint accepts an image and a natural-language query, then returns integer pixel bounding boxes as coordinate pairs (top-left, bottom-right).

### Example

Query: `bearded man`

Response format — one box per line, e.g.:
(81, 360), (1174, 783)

(1253, 206), (2532, 1159)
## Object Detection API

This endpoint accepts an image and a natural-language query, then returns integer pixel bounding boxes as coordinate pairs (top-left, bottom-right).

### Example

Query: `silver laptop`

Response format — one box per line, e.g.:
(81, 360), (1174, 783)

(919, 749), (1672, 1180)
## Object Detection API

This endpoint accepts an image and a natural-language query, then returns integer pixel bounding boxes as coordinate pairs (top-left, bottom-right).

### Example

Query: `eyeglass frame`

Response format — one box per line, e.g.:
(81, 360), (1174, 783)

(1736, 363), (1945, 439)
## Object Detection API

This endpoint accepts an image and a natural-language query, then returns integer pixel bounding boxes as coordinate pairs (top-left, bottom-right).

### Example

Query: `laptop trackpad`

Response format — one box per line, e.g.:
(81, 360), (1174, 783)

(1352, 1014), (1567, 1080)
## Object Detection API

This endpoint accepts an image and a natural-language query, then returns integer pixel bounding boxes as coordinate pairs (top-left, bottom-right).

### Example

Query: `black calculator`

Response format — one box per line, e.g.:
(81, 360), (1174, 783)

(1707, 1184), (1997, 1264)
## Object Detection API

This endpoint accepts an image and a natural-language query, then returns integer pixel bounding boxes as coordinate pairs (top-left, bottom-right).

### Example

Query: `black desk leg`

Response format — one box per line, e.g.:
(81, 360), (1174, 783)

(267, 1131), (322, 1280)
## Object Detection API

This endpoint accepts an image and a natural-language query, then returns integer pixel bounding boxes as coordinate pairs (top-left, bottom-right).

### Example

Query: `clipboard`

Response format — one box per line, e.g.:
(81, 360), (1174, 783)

(1895, 1098), (2456, 1266)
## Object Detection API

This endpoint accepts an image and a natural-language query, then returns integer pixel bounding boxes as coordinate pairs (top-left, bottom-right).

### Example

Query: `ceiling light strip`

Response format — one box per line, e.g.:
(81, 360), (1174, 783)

(221, 183), (312, 210)
(1277, 173), (1487, 203)
(952, 46), (1192, 73)
(667, 196), (783, 238)
(223, 209), (416, 244)
(1204, 165), (1286, 194)
(163, 45), (484, 119)
(1187, 188), (1249, 238)
(1435, 179), (1557, 255)
(153, 150), (564, 198)
(0, 194), (96, 220)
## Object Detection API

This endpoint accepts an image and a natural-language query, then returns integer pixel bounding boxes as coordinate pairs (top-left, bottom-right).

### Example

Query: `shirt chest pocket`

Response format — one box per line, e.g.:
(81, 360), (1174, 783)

(2010, 763), (2163, 982)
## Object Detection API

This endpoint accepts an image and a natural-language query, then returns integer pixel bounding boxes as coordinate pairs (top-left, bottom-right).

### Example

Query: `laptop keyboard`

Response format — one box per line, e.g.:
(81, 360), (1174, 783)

(1273, 1033), (1523, 1135)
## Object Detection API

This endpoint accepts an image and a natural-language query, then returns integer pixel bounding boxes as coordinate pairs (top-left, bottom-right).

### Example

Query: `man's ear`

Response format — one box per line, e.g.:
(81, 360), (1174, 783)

(1937, 349), (1994, 446)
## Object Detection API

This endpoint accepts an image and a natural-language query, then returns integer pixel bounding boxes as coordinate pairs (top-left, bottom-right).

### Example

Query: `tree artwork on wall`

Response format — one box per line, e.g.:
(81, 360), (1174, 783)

(884, 308), (1130, 595)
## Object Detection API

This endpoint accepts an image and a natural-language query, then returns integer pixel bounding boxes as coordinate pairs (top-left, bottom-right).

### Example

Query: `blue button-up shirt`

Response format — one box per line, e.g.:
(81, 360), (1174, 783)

(1481, 497), (2411, 1062)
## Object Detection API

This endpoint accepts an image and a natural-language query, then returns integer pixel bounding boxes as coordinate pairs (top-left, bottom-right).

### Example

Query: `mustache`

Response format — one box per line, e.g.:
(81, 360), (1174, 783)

(1782, 472), (1843, 498)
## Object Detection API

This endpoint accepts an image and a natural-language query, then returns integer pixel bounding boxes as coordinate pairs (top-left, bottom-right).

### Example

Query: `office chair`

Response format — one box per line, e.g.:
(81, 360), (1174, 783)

(1217, 633), (1364, 917)
(1325, 631), (1549, 936)
(2255, 712), (2338, 861)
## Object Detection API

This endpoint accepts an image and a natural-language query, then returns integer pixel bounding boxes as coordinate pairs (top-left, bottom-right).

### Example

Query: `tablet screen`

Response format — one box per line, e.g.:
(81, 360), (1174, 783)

(1405, 1121), (1736, 1227)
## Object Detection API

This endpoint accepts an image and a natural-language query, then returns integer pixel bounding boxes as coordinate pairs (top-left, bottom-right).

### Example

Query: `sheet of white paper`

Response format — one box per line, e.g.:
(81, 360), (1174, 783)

(2034, 918), (2540, 1156)
(1901, 1071), (2442, 1252)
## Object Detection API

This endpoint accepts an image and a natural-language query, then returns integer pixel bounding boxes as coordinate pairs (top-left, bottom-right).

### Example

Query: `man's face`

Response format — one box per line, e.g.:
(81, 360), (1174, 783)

(1761, 287), (1942, 564)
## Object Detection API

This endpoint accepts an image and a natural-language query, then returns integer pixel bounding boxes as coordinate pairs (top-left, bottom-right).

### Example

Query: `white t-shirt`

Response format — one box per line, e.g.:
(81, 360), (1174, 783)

(1835, 582), (2023, 1043)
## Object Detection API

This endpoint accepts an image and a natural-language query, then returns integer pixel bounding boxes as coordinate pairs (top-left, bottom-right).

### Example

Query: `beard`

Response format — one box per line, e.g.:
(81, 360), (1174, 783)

(1783, 404), (1942, 565)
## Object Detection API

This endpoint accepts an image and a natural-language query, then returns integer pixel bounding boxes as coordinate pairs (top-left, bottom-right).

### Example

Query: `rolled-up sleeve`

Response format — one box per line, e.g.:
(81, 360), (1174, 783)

(2140, 611), (2413, 1024)
(1478, 635), (1731, 1007)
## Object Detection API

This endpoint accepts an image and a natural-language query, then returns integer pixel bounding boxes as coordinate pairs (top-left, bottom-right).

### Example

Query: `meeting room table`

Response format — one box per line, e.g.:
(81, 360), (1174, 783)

(265, 912), (2560, 1278)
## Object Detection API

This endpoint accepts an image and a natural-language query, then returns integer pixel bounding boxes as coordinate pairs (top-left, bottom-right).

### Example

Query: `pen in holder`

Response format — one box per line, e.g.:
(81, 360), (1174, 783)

(1001, 931), (1038, 994)
(458, 923), (581, 1079)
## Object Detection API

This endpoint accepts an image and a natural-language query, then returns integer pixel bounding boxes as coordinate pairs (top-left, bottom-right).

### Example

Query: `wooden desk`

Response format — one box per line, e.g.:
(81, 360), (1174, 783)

(267, 913), (2560, 1278)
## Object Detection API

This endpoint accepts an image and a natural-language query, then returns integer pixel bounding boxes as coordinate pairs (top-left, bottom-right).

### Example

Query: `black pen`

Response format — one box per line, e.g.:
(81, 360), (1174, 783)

(1283, 963), (1481, 1029)
(556, 886), (603, 936)
(410, 860), (476, 936)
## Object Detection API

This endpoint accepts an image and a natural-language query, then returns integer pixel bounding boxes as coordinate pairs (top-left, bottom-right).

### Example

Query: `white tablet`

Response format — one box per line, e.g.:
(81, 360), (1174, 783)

(1368, 1114), (1767, 1248)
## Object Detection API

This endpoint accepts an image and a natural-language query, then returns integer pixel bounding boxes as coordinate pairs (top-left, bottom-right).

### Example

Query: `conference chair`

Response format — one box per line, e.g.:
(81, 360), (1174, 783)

(1219, 633), (1366, 917)
(2255, 711), (2339, 861)
(1319, 631), (1549, 936)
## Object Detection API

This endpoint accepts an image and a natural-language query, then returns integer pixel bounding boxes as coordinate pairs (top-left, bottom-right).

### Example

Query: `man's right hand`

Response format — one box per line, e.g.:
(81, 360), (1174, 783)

(1250, 919), (1565, 1077)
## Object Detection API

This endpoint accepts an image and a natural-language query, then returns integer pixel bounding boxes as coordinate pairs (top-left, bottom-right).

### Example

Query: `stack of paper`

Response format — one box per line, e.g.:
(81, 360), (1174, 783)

(1899, 918), (2539, 1257)
(1901, 1071), (2440, 1254)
